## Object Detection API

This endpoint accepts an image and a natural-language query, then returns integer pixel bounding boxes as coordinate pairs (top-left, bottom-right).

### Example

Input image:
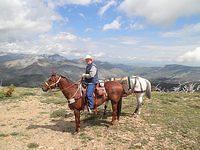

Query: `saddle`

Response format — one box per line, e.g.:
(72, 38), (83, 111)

(95, 81), (107, 97)
(81, 80), (107, 112)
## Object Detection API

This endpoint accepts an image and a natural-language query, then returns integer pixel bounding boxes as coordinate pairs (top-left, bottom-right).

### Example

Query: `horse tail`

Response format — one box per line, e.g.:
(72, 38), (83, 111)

(117, 97), (122, 119)
(145, 80), (151, 99)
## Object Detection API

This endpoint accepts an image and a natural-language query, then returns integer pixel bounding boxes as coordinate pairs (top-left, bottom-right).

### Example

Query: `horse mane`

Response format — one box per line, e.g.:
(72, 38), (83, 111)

(59, 74), (75, 84)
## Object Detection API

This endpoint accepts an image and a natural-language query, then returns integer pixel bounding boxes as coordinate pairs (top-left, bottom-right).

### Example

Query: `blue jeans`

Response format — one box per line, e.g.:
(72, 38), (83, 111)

(86, 84), (95, 109)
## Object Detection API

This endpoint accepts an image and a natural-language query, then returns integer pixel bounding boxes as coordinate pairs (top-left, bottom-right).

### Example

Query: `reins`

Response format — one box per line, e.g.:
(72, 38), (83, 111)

(45, 76), (83, 104)
(60, 79), (82, 92)
(61, 79), (83, 104)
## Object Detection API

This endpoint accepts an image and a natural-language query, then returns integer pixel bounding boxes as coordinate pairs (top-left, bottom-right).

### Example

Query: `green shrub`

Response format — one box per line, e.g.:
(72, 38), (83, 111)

(50, 108), (68, 118)
(22, 92), (36, 96)
(27, 143), (39, 149)
(0, 90), (5, 99)
(41, 98), (66, 105)
(0, 133), (9, 137)
(10, 132), (20, 136)
(5, 84), (15, 97)
(0, 85), (15, 98)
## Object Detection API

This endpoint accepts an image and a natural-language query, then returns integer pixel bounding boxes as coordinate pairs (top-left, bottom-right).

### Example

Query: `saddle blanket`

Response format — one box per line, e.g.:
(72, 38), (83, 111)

(130, 76), (147, 92)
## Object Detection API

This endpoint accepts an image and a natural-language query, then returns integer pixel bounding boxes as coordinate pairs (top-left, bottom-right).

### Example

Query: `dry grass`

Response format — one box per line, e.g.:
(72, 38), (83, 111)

(0, 88), (199, 149)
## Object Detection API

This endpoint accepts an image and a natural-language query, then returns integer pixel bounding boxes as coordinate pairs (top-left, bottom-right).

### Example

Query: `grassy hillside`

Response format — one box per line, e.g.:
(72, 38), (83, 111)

(0, 53), (200, 89)
(133, 64), (200, 83)
(0, 87), (199, 149)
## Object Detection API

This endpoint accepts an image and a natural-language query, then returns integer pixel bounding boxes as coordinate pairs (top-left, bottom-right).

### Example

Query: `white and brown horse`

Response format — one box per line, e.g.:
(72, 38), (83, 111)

(107, 76), (151, 117)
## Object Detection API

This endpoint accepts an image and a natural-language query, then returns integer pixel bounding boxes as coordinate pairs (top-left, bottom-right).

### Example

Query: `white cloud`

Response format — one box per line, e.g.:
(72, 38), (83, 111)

(93, 52), (105, 58)
(98, 0), (117, 16)
(49, 0), (98, 6)
(57, 0), (92, 5)
(126, 56), (137, 60)
(103, 17), (121, 31)
(0, 0), (61, 42)
(53, 32), (78, 42)
(118, 0), (200, 25)
(37, 32), (96, 55)
(129, 22), (144, 30)
(100, 36), (139, 46)
(62, 17), (69, 24)
(0, 32), (98, 57)
(119, 37), (138, 45)
(162, 23), (200, 37)
(85, 28), (93, 32)
(79, 13), (86, 20)
(178, 47), (200, 62)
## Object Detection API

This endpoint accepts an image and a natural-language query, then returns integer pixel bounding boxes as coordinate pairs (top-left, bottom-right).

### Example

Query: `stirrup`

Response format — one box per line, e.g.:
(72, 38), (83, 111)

(88, 107), (93, 114)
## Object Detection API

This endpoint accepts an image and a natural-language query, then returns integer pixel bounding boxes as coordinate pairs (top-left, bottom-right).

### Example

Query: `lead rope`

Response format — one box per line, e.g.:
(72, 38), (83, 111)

(128, 76), (131, 90)
(132, 77), (137, 92)
(67, 83), (83, 104)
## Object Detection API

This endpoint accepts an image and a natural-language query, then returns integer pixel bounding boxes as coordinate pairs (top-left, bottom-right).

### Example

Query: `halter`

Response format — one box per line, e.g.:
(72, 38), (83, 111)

(45, 76), (62, 89)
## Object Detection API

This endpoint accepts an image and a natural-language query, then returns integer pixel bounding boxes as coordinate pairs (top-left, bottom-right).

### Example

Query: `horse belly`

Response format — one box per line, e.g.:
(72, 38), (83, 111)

(134, 78), (147, 92)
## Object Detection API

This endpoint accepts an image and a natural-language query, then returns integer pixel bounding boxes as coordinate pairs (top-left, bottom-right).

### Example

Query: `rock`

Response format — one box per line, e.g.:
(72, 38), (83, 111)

(149, 137), (155, 141)
(134, 143), (142, 148)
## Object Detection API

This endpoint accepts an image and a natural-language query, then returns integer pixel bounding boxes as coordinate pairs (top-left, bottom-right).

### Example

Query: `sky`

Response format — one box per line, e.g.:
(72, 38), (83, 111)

(0, 0), (200, 66)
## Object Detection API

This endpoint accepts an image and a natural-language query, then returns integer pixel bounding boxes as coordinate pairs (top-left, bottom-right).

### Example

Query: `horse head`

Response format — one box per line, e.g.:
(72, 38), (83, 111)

(42, 73), (61, 92)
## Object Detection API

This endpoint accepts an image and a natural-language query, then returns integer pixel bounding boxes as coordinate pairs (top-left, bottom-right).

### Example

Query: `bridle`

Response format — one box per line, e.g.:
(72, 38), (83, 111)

(45, 76), (62, 90)
(45, 75), (82, 104)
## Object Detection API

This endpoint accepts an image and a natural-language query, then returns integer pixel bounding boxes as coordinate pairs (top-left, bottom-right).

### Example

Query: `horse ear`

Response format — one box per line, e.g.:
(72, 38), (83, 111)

(79, 58), (85, 62)
(51, 67), (57, 76)
(52, 72), (56, 76)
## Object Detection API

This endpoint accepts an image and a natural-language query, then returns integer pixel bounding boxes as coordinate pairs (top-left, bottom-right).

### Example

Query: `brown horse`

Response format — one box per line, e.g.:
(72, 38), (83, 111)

(42, 74), (124, 132)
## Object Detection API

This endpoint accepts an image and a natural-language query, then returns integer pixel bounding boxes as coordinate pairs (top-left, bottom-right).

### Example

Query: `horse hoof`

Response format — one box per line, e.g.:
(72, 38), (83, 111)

(133, 113), (138, 118)
(75, 128), (80, 133)
(111, 120), (118, 125)
(73, 131), (78, 135)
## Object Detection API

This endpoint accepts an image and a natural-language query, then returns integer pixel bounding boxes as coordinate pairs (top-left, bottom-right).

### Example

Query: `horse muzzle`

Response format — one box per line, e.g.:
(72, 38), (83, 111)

(42, 86), (49, 92)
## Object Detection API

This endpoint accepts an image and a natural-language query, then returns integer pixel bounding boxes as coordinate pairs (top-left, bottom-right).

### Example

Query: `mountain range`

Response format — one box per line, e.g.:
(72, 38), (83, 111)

(0, 52), (199, 89)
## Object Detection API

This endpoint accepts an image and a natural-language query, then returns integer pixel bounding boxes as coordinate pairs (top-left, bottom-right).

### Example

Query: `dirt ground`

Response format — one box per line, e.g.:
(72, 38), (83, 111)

(0, 88), (199, 149)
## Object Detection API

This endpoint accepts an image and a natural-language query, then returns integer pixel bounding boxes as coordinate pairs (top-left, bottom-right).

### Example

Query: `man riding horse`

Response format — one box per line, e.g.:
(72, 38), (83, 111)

(82, 55), (98, 113)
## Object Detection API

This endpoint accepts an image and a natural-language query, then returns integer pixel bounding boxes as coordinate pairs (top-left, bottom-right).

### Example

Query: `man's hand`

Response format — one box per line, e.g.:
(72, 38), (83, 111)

(82, 73), (90, 79)
(82, 73), (86, 78)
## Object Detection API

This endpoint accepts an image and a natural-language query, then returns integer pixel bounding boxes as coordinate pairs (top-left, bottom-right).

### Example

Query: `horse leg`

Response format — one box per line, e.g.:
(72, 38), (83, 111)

(117, 97), (122, 121)
(137, 93), (144, 115)
(133, 93), (144, 117)
(133, 94), (139, 116)
(93, 95), (98, 115)
(74, 109), (80, 132)
(103, 101), (109, 116)
(111, 101), (118, 125)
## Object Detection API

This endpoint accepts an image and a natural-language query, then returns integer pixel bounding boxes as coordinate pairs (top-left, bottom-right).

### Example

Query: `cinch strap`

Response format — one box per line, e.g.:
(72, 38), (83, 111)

(68, 98), (75, 104)
(128, 76), (131, 90)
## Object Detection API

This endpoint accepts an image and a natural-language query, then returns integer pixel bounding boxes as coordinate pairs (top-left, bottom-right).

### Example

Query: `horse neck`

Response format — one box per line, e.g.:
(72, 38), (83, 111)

(58, 77), (77, 99)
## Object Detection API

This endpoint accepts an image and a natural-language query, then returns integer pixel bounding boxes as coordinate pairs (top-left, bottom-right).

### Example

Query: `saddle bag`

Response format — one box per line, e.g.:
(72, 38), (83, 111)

(96, 87), (105, 96)
(95, 82), (106, 96)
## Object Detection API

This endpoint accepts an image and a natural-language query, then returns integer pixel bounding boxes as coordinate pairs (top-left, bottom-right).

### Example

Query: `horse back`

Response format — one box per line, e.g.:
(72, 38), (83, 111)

(104, 81), (123, 100)
(131, 77), (147, 92)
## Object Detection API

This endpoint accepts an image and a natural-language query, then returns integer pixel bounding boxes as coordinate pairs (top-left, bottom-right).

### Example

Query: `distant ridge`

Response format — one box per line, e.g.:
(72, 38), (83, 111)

(0, 52), (199, 88)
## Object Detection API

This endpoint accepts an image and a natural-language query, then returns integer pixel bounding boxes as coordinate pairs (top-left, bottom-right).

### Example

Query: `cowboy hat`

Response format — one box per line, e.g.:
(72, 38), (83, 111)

(85, 54), (93, 60)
